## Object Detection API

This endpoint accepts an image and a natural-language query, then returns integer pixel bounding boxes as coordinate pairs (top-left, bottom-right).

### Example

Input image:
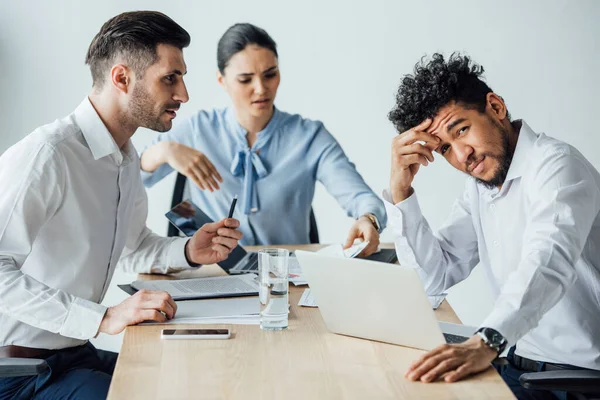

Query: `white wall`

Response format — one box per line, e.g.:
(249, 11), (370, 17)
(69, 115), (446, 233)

(1, 0), (599, 352)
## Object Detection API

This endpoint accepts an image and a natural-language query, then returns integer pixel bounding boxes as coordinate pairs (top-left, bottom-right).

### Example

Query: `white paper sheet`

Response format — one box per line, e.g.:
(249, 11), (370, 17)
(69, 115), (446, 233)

(298, 288), (318, 307)
(140, 297), (260, 325)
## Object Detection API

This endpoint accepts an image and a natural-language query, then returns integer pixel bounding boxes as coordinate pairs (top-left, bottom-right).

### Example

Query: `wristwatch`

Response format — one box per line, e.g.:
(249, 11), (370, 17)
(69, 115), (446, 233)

(361, 213), (381, 233)
(476, 327), (507, 355)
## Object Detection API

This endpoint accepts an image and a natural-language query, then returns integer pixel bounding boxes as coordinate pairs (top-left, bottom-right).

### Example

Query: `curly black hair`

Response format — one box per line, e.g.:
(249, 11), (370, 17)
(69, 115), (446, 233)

(388, 53), (499, 133)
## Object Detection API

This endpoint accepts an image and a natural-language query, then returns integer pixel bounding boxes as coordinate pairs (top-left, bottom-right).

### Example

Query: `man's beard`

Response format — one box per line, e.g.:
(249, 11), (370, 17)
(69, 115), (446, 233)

(474, 123), (514, 190)
(130, 83), (169, 132)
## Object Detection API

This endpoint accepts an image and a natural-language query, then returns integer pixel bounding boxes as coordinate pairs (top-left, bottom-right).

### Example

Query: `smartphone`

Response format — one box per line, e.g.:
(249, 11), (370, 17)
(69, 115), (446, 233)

(160, 328), (231, 340)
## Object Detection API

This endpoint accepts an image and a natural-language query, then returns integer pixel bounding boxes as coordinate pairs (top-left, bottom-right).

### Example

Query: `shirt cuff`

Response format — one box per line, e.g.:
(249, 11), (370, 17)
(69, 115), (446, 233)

(168, 237), (201, 270)
(382, 189), (424, 229)
(60, 297), (107, 340)
(480, 308), (530, 348)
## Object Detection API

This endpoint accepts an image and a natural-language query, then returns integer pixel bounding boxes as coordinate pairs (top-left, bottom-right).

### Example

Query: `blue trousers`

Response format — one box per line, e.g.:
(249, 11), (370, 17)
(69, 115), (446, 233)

(496, 347), (568, 400)
(0, 342), (117, 400)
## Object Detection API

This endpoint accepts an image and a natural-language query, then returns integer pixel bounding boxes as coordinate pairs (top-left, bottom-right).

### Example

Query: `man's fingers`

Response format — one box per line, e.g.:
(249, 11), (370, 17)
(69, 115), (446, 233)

(421, 358), (464, 383)
(211, 244), (230, 259)
(201, 220), (227, 233)
(163, 292), (177, 318)
(407, 345), (449, 372)
(415, 118), (433, 131)
(398, 154), (429, 168)
(407, 353), (453, 381)
(444, 363), (476, 383)
(212, 236), (239, 250)
(223, 218), (240, 229)
(396, 143), (435, 162)
(397, 128), (439, 147)
(140, 294), (176, 320)
(139, 309), (167, 324)
(217, 227), (243, 240)
(168, 297), (177, 317)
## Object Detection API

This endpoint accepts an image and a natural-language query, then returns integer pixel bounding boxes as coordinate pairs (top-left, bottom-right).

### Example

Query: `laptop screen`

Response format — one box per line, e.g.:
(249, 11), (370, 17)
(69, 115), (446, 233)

(165, 200), (247, 272)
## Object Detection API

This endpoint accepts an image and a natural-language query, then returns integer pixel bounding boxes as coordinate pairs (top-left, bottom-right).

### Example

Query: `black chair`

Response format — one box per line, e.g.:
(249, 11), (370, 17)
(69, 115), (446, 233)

(167, 173), (320, 243)
(0, 358), (48, 378)
(520, 370), (600, 400)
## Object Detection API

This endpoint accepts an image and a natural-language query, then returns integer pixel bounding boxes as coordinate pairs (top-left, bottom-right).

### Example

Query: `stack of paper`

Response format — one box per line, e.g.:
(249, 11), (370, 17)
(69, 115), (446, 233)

(141, 297), (260, 325)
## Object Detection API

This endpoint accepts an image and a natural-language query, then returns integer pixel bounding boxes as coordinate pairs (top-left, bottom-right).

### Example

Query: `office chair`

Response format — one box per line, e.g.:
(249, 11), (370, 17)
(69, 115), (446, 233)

(0, 358), (48, 377)
(167, 173), (320, 244)
(520, 370), (600, 400)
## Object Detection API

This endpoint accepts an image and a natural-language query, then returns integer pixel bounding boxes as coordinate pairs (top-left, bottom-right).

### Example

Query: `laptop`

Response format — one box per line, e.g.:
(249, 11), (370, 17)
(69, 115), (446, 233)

(295, 250), (475, 351)
(166, 200), (259, 275)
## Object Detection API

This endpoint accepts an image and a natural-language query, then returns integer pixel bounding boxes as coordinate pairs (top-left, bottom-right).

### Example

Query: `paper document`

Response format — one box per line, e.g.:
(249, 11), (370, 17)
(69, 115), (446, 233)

(288, 256), (307, 286)
(343, 241), (370, 258)
(140, 297), (260, 325)
(131, 274), (259, 300)
(298, 288), (445, 310)
(298, 288), (318, 307)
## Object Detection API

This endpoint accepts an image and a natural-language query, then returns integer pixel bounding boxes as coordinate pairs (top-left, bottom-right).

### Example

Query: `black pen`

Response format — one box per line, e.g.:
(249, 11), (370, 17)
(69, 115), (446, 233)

(227, 195), (238, 218)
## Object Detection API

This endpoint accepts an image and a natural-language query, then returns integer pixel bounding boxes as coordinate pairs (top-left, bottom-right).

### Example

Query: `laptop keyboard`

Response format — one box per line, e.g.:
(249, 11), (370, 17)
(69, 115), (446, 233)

(240, 252), (259, 271)
(443, 333), (468, 344)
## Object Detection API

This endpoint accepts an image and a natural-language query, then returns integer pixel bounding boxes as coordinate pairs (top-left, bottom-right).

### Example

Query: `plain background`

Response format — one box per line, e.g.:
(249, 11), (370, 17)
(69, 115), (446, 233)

(1, 0), (599, 352)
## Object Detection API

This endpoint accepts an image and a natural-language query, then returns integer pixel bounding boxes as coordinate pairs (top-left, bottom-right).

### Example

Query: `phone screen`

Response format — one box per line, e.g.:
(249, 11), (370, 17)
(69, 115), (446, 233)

(162, 329), (229, 336)
(164, 199), (248, 272)
(165, 200), (212, 238)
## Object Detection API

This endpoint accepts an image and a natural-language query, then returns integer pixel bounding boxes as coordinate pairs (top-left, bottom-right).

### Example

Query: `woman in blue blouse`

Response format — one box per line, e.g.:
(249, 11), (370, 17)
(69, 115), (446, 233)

(140, 23), (386, 255)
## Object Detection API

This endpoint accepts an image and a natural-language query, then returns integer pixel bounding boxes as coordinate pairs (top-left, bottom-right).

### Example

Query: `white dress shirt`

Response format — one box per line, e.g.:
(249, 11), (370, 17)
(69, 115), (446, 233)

(0, 98), (194, 350)
(384, 120), (600, 370)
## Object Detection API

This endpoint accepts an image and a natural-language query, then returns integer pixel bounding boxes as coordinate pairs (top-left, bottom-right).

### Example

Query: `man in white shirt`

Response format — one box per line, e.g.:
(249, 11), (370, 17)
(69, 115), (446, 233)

(0, 11), (243, 400)
(385, 53), (600, 399)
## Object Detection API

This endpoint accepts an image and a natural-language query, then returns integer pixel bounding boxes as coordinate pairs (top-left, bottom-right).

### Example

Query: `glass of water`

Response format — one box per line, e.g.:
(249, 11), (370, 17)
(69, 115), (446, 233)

(258, 248), (289, 330)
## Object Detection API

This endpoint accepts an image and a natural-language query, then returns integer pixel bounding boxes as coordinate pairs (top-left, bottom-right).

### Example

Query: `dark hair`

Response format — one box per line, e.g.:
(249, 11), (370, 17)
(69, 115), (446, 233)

(217, 23), (277, 74)
(388, 53), (507, 133)
(85, 11), (191, 88)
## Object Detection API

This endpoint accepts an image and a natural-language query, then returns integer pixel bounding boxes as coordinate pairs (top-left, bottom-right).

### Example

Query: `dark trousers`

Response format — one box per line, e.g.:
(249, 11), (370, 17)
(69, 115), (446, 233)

(495, 347), (580, 400)
(0, 342), (118, 400)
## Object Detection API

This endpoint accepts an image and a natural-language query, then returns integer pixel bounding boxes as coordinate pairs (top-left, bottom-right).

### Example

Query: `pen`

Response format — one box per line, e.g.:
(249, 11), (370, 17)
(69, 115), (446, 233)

(227, 195), (238, 218)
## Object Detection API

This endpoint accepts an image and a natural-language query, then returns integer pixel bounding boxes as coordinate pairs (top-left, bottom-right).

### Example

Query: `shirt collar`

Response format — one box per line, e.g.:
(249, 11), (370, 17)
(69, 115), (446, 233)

(225, 106), (283, 150)
(504, 119), (538, 182)
(73, 97), (120, 161)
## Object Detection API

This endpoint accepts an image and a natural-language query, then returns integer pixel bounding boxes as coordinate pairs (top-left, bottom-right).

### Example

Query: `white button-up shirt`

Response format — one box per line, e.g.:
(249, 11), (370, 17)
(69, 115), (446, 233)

(0, 98), (193, 350)
(384, 121), (600, 370)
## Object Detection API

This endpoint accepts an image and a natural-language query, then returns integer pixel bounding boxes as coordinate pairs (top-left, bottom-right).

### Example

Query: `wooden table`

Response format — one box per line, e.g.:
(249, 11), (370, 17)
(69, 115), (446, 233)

(108, 245), (514, 399)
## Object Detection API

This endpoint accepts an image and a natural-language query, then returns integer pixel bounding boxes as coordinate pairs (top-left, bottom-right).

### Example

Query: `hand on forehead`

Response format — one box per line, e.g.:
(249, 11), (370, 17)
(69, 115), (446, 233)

(425, 105), (461, 137)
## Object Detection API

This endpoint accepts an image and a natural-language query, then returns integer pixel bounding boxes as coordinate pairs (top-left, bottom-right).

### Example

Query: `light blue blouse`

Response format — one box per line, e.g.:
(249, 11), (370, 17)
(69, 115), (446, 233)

(141, 107), (387, 246)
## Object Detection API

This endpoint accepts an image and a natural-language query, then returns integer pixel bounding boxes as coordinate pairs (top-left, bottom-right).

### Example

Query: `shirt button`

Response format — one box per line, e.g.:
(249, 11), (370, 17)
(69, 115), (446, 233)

(490, 204), (496, 210)
(493, 240), (499, 246)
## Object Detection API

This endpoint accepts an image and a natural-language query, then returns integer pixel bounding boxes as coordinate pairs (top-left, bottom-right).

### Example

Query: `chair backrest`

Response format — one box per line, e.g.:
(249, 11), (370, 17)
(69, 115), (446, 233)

(167, 173), (188, 237)
(168, 173), (320, 243)
(0, 358), (48, 377)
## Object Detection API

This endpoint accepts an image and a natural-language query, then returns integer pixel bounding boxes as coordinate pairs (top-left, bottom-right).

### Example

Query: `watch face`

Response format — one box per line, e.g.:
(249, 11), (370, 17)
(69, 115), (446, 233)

(485, 328), (504, 346)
